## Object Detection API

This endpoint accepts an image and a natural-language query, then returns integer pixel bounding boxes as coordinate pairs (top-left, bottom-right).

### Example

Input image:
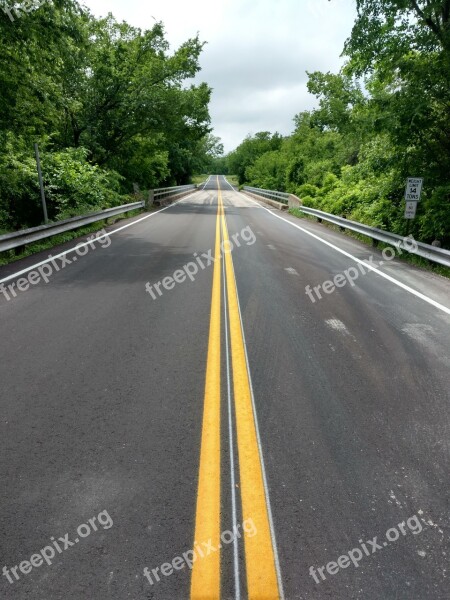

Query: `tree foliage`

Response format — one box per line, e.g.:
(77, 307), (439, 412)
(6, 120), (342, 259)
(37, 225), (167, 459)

(225, 0), (450, 245)
(227, 132), (283, 185)
(0, 0), (213, 230)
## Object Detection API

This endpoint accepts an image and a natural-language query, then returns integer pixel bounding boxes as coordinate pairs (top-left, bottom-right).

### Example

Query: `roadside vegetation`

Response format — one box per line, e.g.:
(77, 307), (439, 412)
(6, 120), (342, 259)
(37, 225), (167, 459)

(0, 0), (220, 235)
(224, 174), (239, 187)
(217, 1), (450, 248)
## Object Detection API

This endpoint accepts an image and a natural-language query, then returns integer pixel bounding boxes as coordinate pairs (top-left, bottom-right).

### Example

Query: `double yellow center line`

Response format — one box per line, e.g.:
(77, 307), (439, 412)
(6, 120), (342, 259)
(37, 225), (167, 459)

(191, 178), (281, 599)
(190, 185), (222, 598)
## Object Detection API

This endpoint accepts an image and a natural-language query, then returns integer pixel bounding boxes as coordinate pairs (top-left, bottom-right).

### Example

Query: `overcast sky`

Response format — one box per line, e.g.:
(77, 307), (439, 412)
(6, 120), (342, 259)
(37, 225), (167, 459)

(82, 0), (357, 152)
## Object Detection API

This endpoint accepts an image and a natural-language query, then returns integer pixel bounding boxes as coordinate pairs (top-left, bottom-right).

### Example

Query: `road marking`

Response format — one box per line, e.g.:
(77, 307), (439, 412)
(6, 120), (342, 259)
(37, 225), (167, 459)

(223, 176), (237, 191)
(200, 175), (212, 190)
(0, 192), (202, 286)
(284, 267), (299, 275)
(219, 185), (282, 599)
(222, 238), (241, 600)
(267, 244), (276, 250)
(240, 196), (450, 316)
(190, 189), (222, 600)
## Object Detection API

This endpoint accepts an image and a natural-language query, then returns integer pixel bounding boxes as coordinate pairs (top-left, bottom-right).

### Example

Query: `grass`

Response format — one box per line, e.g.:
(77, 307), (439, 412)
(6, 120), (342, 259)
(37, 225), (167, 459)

(289, 208), (308, 219)
(225, 174), (239, 187)
(191, 174), (209, 185)
(288, 208), (450, 278)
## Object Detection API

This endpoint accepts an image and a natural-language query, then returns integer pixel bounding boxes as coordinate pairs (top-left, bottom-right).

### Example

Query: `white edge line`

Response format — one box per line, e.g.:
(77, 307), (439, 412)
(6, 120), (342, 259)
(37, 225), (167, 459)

(223, 176), (237, 191)
(201, 175), (212, 190)
(0, 190), (202, 286)
(240, 193), (450, 317)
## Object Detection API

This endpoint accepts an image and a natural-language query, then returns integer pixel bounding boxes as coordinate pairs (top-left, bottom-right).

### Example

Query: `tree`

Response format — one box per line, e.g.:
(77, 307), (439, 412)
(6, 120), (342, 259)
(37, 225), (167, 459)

(343, 0), (450, 75)
(245, 151), (289, 191)
(307, 72), (365, 134)
(227, 132), (283, 185)
(0, 2), (213, 230)
(226, 0), (450, 244)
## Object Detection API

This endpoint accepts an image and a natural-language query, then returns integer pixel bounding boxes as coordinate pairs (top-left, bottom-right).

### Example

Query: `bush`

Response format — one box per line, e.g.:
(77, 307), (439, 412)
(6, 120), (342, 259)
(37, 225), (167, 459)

(300, 195), (321, 208)
(42, 147), (125, 220)
(0, 134), (42, 230)
(0, 136), (126, 232)
(418, 185), (450, 245)
(297, 183), (319, 198)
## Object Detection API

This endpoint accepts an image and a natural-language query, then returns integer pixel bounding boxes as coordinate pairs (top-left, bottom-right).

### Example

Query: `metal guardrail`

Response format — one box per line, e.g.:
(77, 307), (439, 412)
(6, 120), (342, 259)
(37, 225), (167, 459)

(0, 202), (144, 253)
(243, 186), (289, 204)
(0, 185), (197, 253)
(154, 184), (196, 203)
(243, 186), (450, 268)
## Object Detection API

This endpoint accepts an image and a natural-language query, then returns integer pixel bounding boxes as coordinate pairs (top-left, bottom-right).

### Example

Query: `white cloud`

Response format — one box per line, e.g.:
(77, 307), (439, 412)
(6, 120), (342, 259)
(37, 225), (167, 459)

(82, 0), (356, 151)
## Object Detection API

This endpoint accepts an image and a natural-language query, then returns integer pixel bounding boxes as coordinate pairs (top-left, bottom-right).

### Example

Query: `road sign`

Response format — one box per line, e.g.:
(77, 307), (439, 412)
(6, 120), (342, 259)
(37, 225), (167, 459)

(404, 201), (418, 219)
(405, 178), (423, 202)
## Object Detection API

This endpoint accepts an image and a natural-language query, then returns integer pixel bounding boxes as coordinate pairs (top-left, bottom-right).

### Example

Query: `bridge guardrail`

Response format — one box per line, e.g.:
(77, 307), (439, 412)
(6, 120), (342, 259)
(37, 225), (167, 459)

(243, 186), (289, 204)
(242, 186), (450, 268)
(152, 184), (196, 205)
(0, 184), (197, 253)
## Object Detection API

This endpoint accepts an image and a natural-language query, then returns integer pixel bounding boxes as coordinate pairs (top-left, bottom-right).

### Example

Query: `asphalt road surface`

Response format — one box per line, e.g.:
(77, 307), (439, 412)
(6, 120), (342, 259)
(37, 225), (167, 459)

(1, 175), (449, 600)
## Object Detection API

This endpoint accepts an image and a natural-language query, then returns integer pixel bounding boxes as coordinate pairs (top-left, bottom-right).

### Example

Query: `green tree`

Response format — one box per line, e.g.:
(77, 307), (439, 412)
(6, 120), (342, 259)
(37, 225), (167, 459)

(227, 132), (283, 185)
(0, 2), (213, 230)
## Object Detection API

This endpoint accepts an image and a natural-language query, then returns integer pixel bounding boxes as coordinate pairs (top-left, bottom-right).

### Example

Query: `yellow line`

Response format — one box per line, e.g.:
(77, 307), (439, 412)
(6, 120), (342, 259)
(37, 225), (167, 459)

(218, 183), (280, 599)
(190, 180), (222, 600)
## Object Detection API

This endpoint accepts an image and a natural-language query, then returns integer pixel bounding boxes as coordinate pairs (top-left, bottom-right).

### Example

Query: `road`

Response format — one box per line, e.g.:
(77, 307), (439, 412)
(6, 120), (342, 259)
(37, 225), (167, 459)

(1, 175), (449, 599)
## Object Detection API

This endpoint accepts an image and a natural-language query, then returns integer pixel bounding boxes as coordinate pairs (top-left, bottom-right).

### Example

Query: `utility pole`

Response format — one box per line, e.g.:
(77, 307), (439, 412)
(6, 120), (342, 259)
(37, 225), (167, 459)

(34, 143), (49, 224)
